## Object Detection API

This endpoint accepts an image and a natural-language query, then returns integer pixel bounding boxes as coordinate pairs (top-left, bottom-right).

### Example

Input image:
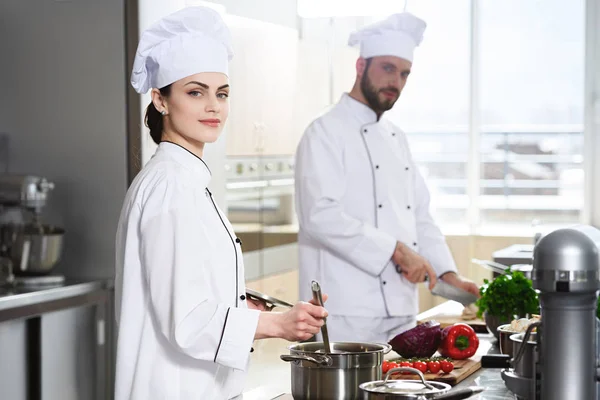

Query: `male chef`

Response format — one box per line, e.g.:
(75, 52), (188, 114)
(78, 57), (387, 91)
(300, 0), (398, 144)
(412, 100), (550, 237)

(294, 12), (479, 343)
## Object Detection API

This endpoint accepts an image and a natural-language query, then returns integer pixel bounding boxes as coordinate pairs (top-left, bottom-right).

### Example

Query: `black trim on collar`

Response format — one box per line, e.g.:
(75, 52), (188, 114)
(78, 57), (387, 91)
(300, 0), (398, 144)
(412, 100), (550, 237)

(160, 141), (212, 176)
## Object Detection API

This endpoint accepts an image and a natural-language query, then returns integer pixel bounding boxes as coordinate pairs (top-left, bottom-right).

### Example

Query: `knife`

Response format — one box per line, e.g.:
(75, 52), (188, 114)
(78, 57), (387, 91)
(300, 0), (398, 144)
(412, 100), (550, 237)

(424, 276), (479, 306)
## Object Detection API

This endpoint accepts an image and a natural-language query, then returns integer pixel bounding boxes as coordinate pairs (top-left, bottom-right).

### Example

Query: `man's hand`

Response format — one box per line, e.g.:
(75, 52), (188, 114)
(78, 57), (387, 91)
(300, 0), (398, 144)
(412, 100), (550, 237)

(392, 242), (437, 290)
(440, 272), (481, 298)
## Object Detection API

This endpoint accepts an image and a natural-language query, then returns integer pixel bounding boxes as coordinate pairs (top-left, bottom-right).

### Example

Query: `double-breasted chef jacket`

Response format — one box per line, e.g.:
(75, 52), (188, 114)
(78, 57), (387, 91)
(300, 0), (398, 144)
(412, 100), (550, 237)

(114, 142), (259, 400)
(295, 93), (458, 319)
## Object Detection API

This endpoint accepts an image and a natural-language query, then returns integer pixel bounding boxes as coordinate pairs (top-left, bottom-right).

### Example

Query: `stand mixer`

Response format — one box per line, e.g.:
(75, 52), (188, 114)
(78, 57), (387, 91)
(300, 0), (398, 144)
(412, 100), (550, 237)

(0, 174), (65, 285)
(482, 224), (600, 400)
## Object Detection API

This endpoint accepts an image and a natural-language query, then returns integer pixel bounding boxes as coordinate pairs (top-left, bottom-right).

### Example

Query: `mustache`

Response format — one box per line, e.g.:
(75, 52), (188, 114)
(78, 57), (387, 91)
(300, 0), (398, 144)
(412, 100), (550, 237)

(379, 87), (399, 95)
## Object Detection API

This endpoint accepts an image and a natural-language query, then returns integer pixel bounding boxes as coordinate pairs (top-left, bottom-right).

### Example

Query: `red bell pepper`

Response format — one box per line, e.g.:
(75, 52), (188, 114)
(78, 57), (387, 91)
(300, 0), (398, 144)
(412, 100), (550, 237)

(438, 323), (479, 360)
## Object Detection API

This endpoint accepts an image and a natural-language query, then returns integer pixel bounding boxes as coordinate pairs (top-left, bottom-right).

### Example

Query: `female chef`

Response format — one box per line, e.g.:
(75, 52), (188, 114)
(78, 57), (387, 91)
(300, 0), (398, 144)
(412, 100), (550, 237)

(114, 7), (327, 400)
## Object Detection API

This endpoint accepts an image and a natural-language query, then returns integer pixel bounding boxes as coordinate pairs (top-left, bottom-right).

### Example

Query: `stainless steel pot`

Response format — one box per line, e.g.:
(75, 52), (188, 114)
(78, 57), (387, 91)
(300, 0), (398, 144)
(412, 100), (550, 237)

(497, 324), (519, 357)
(280, 341), (392, 400)
(359, 367), (485, 399)
(0, 224), (64, 275)
(510, 332), (538, 379)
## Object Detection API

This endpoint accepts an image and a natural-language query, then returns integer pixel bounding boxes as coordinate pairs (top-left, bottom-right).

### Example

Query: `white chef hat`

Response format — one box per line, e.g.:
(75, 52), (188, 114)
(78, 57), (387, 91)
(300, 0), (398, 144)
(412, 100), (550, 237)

(348, 12), (426, 63)
(131, 6), (234, 94)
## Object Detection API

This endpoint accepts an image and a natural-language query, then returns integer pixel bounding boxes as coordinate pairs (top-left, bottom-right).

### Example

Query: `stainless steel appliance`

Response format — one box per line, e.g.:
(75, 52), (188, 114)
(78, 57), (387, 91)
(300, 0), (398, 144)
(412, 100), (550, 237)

(224, 155), (298, 281)
(481, 225), (600, 399)
(225, 155), (296, 226)
(0, 174), (64, 279)
(0, 174), (55, 216)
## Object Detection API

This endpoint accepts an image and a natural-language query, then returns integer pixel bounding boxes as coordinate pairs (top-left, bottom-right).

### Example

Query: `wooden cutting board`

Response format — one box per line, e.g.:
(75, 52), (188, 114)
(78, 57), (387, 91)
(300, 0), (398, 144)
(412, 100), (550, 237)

(385, 339), (492, 386)
(387, 357), (481, 385)
(416, 300), (488, 333)
(417, 316), (487, 333)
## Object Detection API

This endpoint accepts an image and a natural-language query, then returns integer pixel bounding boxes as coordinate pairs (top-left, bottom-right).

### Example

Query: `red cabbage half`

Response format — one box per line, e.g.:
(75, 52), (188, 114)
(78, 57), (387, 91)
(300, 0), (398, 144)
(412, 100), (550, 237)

(388, 321), (442, 358)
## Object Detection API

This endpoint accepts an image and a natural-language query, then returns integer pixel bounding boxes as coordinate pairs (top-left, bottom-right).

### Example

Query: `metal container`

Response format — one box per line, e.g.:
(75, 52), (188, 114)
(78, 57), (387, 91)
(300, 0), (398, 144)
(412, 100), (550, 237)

(280, 341), (391, 400)
(1, 224), (64, 275)
(497, 324), (519, 357)
(509, 332), (538, 379)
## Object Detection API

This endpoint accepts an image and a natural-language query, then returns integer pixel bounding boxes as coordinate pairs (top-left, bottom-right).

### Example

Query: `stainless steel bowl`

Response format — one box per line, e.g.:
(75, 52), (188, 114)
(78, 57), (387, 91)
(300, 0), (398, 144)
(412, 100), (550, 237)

(497, 324), (520, 357)
(1, 224), (64, 275)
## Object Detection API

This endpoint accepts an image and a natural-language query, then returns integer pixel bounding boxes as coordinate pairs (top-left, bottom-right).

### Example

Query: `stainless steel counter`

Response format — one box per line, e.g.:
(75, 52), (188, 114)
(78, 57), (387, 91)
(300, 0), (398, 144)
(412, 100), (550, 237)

(0, 278), (115, 400)
(0, 279), (113, 322)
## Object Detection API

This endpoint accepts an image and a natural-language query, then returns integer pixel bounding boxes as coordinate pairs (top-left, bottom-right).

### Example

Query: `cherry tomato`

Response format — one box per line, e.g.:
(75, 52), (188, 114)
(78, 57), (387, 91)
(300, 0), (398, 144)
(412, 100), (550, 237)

(427, 360), (441, 374)
(382, 361), (391, 373)
(440, 360), (454, 373)
(387, 362), (401, 374)
(413, 361), (427, 374)
(399, 361), (413, 374)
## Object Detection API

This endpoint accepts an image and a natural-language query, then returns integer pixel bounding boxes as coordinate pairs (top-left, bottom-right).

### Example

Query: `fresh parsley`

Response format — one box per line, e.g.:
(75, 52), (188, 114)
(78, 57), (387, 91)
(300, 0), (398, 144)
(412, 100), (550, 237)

(476, 269), (540, 319)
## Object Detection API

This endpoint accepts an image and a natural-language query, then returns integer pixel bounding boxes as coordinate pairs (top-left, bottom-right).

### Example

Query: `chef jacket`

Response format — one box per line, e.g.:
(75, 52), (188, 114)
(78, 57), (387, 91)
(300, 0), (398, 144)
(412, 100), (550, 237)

(114, 141), (259, 400)
(295, 93), (457, 318)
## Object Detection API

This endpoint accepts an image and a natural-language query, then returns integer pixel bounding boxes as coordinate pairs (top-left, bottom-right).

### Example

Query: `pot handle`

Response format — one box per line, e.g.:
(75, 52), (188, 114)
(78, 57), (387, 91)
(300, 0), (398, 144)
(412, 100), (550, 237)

(385, 367), (436, 391)
(480, 354), (511, 369)
(379, 343), (392, 354)
(280, 354), (332, 366)
(432, 386), (485, 400)
(511, 321), (540, 367)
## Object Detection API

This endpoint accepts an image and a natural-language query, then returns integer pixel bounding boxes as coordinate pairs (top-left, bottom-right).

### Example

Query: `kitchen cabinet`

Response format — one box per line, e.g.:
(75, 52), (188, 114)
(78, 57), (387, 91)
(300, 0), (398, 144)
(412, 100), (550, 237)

(0, 281), (113, 400)
(290, 40), (331, 154)
(40, 305), (99, 400)
(0, 319), (27, 400)
(225, 15), (299, 157)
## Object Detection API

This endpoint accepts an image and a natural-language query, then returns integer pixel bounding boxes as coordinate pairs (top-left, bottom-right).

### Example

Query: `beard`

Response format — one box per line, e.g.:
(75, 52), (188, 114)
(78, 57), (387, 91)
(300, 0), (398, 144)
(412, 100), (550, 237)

(360, 69), (399, 114)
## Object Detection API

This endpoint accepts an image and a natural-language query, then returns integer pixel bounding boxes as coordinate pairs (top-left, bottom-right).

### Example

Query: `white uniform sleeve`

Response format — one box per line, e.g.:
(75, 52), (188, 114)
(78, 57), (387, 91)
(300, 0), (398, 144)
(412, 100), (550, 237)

(295, 122), (397, 277)
(139, 182), (259, 371)
(413, 165), (458, 278)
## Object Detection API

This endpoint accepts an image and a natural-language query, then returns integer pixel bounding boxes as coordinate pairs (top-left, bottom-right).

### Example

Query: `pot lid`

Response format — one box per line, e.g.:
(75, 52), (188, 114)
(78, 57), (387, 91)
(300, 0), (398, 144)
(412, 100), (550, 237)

(359, 367), (451, 395)
(360, 380), (448, 395)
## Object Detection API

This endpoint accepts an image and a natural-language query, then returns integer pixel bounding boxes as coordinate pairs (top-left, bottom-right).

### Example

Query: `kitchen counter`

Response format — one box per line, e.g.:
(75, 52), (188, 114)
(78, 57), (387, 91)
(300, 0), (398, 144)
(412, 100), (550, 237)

(452, 335), (515, 399)
(243, 333), (516, 400)
(0, 277), (115, 399)
(0, 278), (113, 322)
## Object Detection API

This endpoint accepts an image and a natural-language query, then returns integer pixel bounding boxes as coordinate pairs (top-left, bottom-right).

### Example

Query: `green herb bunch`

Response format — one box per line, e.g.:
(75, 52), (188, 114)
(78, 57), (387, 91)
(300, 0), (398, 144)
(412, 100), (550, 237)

(476, 269), (539, 319)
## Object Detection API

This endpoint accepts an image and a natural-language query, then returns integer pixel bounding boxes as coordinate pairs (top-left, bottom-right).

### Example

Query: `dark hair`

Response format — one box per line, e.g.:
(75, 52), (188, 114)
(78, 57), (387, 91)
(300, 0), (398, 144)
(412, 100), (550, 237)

(144, 85), (172, 145)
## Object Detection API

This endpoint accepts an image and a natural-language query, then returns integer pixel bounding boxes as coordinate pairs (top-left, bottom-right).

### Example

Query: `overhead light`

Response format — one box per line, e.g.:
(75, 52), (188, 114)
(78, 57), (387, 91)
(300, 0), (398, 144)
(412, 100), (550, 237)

(297, 0), (401, 18)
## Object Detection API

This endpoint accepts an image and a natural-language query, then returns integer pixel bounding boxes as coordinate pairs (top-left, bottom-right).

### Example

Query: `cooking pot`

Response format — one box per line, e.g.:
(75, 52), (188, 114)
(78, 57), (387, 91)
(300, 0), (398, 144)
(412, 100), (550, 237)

(510, 331), (538, 379)
(359, 367), (485, 399)
(280, 341), (391, 400)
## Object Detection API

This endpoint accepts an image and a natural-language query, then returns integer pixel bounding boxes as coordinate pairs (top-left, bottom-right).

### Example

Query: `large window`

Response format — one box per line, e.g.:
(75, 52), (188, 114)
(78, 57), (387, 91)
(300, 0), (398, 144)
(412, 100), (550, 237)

(297, 0), (587, 236)
(477, 0), (585, 235)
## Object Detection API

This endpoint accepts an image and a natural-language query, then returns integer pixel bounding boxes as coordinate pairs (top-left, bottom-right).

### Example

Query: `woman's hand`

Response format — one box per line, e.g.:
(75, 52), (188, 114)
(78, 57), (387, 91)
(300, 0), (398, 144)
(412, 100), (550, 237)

(247, 297), (269, 311)
(276, 301), (328, 342)
(254, 294), (329, 341)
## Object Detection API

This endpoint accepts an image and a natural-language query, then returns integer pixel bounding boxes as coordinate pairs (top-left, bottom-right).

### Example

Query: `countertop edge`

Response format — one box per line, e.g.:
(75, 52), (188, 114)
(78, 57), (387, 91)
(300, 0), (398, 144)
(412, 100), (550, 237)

(0, 279), (113, 320)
